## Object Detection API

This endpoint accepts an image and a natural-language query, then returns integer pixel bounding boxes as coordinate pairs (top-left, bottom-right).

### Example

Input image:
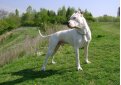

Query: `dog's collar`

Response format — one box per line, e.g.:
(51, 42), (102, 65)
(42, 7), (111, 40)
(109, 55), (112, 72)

(69, 27), (87, 35)
(75, 29), (86, 35)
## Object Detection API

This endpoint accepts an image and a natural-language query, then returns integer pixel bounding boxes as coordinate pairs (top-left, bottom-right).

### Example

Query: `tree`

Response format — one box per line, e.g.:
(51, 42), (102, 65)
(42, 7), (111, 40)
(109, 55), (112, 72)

(57, 6), (67, 24)
(84, 9), (95, 22)
(58, 6), (66, 16)
(47, 10), (56, 24)
(26, 6), (32, 14)
(39, 8), (49, 23)
(0, 9), (21, 34)
(66, 7), (75, 20)
(15, 9), (19, 17)
(21, 6), (35, 26)
(48, 10), (56, 16)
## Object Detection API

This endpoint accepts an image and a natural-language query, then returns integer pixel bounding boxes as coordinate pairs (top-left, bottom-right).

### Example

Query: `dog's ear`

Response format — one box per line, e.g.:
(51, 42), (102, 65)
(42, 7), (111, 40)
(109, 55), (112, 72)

(75, 9), (81, 13)
(77, 9), (83, 17)
(80, 11), (84, 17)
(79, 9), (84, 15)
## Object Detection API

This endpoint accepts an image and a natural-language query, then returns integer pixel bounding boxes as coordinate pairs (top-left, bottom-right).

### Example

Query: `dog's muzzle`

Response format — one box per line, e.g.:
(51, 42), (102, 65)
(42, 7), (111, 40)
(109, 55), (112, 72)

(67, 21), (74, 28)
(67, 21), (71, 28)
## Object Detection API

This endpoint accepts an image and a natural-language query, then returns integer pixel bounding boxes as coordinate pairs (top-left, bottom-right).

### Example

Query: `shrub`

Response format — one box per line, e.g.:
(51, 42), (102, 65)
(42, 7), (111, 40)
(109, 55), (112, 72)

(96, 15), (120, 22)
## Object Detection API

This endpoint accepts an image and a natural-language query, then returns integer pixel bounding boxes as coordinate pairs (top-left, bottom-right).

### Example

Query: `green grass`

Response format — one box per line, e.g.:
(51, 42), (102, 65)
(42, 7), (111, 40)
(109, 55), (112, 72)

(0, 22), (120, 85)
(0, 27), (39, 66)
(0, 27), (38, 51)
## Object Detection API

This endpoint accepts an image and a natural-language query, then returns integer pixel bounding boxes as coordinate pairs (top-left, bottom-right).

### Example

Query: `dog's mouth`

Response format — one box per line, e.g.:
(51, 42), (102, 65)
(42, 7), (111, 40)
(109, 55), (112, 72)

(67, 24), (71, 28)
(67, 24), (76, 29)
(67, 22), (73, 28)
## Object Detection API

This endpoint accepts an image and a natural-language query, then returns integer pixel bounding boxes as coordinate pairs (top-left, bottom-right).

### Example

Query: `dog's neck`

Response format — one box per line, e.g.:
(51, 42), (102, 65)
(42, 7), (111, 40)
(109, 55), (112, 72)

(82, 17), (91, 33)
(82, 17), (91, 41)
(74, 17), (88, 34)
(76, 17), (91, 40)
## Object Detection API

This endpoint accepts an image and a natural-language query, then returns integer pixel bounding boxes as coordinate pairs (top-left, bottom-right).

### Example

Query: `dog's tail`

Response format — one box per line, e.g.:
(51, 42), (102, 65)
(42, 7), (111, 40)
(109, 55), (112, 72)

(38, 30), (50, 38)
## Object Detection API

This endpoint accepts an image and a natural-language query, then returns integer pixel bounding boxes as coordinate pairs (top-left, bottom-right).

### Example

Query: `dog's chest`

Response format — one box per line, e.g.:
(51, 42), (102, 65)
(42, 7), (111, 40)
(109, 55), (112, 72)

(75, 36), (88, 48)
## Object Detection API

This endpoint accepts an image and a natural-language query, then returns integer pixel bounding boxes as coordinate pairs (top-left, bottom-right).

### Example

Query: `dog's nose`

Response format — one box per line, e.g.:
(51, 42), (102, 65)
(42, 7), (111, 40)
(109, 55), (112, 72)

(67, 21), (71, 28)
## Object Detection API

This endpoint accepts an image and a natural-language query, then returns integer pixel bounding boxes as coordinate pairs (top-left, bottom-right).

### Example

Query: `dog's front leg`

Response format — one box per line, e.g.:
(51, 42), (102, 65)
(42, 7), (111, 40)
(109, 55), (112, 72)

(84, 44), (91, 64)
(75, 48), (83, 71)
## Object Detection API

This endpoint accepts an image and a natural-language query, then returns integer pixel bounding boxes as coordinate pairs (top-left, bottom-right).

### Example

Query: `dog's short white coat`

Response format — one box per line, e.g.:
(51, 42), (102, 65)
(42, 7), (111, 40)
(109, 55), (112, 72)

(39, 11), (91, 71)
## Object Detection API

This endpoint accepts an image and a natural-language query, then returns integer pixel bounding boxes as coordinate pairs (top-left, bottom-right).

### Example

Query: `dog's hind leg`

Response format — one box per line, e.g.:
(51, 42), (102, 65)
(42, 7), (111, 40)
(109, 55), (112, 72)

(51, 44), (61, 64)
(41, 40), (58, 71)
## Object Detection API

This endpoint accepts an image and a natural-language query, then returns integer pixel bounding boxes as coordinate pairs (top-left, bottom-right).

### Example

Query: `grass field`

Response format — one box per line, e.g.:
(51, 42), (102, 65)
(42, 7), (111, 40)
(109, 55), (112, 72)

(0, 22), (120, 85)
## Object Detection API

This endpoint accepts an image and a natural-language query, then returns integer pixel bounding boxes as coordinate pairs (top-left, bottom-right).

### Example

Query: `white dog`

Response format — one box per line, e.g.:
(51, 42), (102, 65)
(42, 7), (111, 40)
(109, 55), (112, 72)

(39, 11), (91, 71)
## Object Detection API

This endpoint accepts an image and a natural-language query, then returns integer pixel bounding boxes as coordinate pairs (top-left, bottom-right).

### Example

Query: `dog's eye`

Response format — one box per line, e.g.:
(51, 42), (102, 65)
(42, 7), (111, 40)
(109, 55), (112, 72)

(73, 17), (76, 20)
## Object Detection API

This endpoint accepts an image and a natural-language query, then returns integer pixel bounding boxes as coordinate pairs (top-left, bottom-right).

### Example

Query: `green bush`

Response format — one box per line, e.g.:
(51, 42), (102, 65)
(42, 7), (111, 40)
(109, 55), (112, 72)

(0, 6), (120, 35)
(96, 15), (120, 22)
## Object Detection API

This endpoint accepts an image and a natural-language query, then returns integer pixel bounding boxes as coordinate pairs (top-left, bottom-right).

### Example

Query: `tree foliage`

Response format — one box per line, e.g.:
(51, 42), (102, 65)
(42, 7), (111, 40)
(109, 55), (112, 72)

(21, 6), (35, 26)
(96, 15), (120, 22)
(0, 6), (119, 35)
(0, 10), (20, 34)
(83, 9), (95, 22)
(66, 7), (75, 20)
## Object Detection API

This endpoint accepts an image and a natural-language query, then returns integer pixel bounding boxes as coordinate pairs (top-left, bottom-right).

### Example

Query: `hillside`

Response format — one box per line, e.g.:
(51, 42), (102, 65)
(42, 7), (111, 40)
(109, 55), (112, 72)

(0, 22), (120, 85)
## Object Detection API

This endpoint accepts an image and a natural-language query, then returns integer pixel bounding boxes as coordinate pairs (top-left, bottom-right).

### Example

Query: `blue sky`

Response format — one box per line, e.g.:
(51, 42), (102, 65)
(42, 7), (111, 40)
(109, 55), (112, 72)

(0, 0), (119, 17)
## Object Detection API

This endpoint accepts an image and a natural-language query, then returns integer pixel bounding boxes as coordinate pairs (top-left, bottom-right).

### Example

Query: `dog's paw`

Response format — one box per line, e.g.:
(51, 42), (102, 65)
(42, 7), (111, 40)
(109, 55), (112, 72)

(77, 67), (83, 71)
(86, 60), (91, 64)
(51, 61), (56, 64)
(41, 67), (46, 71)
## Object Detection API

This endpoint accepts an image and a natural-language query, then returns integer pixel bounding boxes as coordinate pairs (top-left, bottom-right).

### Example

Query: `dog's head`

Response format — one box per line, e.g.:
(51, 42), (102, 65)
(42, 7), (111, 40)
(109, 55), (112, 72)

(68, 10), (85, 29)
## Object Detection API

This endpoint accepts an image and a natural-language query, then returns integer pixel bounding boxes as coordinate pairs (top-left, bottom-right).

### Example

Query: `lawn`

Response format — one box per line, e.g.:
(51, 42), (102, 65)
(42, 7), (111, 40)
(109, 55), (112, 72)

(0, 22), (120, 85)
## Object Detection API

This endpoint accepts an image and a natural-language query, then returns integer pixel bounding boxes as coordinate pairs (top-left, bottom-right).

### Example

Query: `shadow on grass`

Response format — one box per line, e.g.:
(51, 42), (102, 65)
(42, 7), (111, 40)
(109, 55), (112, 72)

(0, 68), (64, 85)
